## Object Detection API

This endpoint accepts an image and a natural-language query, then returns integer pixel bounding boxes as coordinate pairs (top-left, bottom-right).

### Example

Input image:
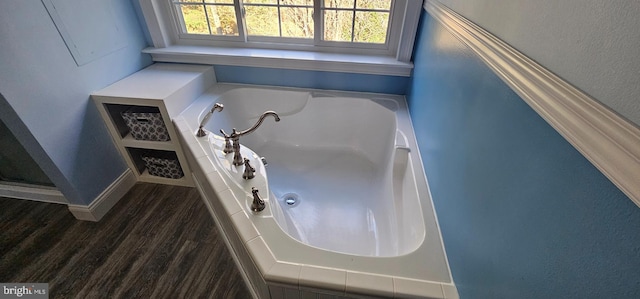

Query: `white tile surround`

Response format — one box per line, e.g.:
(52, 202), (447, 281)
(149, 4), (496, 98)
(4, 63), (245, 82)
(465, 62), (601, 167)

(173, 84), (458, 299)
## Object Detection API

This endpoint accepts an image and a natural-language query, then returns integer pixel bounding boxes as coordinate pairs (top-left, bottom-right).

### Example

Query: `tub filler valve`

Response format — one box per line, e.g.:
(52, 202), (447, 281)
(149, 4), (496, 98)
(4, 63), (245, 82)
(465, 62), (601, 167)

(220, 111), (280, 166)
(251, 187), (265, 212)
(196, 103), (224, 137)
(242, 158), (255, 180)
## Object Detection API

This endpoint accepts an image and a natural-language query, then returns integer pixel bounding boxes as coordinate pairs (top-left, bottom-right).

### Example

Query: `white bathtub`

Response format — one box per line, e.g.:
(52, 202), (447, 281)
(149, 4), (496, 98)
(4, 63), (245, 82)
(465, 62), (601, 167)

(174, 84), (457, 299)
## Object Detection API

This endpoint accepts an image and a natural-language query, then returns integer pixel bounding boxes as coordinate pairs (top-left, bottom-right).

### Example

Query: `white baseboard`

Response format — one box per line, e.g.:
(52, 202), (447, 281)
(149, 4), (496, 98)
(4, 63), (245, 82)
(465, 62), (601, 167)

(425, 0), (640, 207)
(67, 169), (137, 221)
(0, 182), (67, 204)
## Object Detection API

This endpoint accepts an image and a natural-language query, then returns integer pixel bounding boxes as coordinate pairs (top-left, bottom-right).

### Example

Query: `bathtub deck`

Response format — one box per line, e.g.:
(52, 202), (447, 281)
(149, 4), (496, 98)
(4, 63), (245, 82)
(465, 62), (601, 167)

(0, 183), (250, 298)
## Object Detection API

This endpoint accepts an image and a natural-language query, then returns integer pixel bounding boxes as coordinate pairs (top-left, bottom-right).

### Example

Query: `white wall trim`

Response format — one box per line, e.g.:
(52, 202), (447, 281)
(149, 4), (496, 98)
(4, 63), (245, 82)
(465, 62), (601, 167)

(0, 183), (67, 204)
(425, 0), (640, 207)
(67, 169), (137, 221)
(138, 0), (171, 48)
(396, 0), (424, 62)
(143, 46), (413, 77)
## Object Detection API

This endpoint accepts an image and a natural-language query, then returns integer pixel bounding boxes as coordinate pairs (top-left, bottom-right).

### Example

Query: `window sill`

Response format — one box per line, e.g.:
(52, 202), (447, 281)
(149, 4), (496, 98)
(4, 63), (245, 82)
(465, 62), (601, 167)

(142, 46), (413, 77)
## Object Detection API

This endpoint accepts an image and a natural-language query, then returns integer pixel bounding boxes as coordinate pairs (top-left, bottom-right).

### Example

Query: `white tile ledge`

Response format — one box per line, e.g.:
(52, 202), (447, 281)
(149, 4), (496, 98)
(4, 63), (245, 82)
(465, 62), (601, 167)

(247, 236), (277, 274)
(265, 262), (301, 287)
(393, 277), (447, 299)
(143, 46), (413, 77)
(426, 0), (640, 208)
(346, 271), (394, 298)
(298, 265), (347, 294)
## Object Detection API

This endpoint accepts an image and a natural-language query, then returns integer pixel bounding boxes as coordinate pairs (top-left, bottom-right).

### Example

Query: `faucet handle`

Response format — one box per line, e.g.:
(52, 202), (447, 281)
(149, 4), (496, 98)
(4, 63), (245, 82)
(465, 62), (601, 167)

(251, 187), (265, 212)
(242, 158), (256, 180)
(219, 129), (234, 154)
(219, 128), (230, 138)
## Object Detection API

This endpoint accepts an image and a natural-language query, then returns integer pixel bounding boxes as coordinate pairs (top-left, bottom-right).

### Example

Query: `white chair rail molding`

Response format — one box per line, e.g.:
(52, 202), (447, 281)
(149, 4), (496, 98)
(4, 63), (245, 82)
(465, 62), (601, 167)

(425, 0), (640, 208)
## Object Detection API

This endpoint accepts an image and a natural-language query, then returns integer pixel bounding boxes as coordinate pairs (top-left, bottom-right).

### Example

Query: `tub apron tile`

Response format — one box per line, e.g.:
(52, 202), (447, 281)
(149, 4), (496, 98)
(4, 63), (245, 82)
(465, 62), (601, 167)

(393, 277), (445, 299)
(345, 272), (394, 298)
(299, 266), (346, 295)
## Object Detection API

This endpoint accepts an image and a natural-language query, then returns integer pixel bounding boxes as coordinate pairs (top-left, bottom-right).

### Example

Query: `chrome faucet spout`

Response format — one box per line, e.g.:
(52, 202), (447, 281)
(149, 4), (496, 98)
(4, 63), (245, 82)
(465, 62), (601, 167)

(196, 103), (224, 137)
(220, 111), (281, 166)
(236, 111), (280, 137)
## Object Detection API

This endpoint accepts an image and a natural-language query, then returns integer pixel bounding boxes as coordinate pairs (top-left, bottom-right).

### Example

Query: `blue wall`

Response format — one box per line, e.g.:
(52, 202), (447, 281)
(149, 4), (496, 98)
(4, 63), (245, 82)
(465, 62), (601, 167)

(408, 11), (640, 299)
(0, 0), (152, 205)
(214, 65), (409, 94)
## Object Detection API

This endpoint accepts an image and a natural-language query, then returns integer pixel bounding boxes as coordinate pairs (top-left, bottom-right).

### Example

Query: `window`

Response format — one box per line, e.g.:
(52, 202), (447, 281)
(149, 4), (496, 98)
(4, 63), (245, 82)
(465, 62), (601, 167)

(322, 0), (391, 44)
(173, 0), (241, 37)
(171, 0), (393, 45)
(140, 0), (422, 75)
(243, 0), (314, 39)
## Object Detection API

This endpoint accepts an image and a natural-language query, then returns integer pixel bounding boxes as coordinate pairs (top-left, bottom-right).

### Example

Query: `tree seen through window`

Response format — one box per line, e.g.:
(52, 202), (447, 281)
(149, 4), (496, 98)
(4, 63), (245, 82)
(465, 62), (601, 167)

(174, 0), (392, 44)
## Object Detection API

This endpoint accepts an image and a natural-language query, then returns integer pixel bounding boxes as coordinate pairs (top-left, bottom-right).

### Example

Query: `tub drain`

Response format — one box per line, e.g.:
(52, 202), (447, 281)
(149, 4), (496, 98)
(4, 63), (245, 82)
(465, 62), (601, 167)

(282, 193), (299, 207)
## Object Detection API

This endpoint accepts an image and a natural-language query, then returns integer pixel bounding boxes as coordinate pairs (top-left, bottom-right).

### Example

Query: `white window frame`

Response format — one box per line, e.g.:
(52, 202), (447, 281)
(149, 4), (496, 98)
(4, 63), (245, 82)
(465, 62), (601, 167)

(139, 0), (423, 76)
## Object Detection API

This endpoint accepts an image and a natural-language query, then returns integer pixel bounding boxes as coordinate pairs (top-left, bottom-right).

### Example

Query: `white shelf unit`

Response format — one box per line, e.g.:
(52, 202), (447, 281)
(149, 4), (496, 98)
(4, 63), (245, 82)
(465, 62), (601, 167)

(92, 63), (215, 187)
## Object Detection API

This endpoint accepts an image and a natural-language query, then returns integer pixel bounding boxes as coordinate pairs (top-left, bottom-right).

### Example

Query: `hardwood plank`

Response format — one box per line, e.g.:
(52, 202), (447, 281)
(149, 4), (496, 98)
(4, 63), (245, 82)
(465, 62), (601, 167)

(0, 183), (251, 299)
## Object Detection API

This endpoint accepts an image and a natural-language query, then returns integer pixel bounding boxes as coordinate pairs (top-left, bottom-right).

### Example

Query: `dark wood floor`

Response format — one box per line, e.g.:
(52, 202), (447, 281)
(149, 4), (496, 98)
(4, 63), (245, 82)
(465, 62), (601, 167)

(0, 183), (251, 299)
